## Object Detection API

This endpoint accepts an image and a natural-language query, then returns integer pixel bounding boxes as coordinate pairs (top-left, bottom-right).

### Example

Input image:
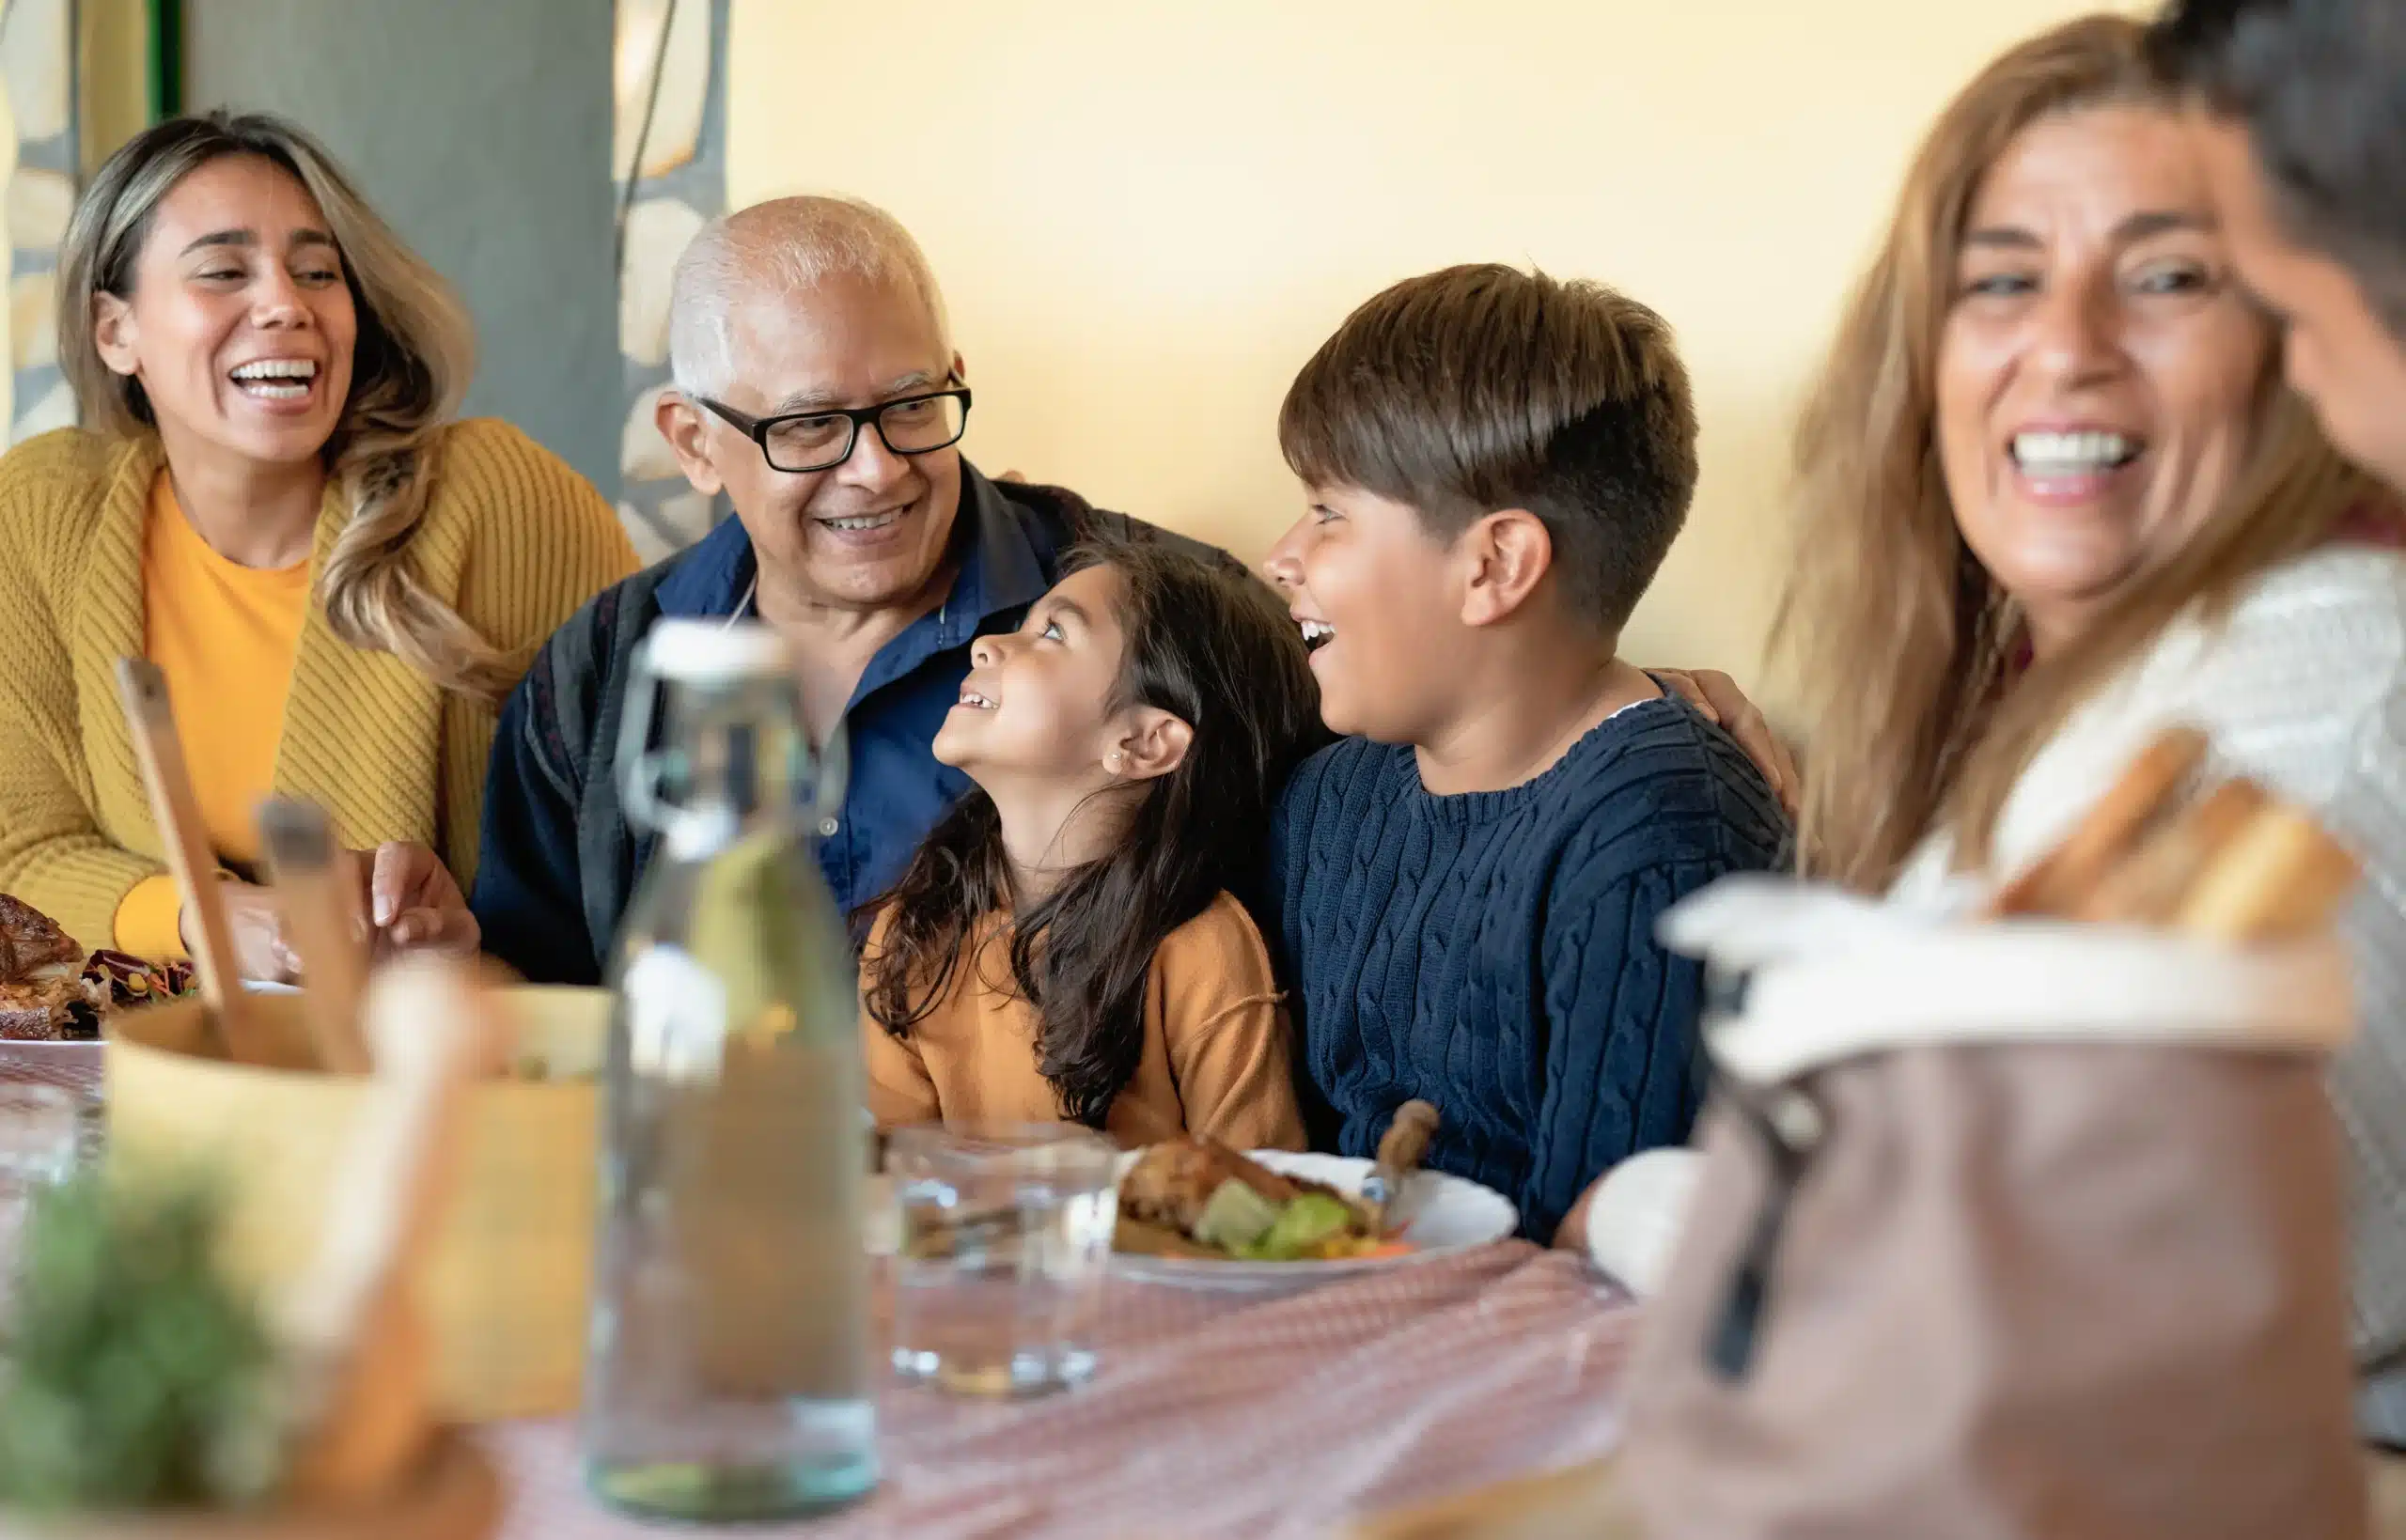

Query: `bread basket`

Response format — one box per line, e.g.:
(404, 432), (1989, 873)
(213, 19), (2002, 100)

(103, 988), (608, 1422)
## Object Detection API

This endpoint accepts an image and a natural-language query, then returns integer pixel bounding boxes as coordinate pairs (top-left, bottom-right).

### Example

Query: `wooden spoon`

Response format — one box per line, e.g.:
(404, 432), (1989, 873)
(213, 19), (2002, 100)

(258, 798), (372, 1075)
(279, 957), (487, 1503)
(114, 659), (265, 1062)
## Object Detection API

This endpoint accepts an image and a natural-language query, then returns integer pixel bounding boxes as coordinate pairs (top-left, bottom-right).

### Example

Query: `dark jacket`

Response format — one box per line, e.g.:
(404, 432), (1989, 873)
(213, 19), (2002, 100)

(471, 462), (1239, 986)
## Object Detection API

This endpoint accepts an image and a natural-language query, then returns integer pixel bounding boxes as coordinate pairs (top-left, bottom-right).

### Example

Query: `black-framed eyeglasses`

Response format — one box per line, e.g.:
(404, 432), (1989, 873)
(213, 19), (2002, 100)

(695, 379), (973, 474)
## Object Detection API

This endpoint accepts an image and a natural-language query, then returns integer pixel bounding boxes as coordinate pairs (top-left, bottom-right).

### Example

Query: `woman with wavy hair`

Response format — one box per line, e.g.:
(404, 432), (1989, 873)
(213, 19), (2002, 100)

(1585, 11), (2406, 1434)
(0, 111), (636, 979)
(1767, 13), (2406, 1429)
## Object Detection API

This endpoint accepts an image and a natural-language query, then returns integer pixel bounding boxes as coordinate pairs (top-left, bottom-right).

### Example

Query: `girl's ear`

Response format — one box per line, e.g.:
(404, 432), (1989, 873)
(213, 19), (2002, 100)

(1108, 708), (1193, 783)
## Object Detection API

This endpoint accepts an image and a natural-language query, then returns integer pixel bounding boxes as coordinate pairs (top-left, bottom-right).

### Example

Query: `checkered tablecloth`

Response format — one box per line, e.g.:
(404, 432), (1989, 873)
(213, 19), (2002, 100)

(0, 1048), (1639, 1539)
(492, 1244), (1633, 1539)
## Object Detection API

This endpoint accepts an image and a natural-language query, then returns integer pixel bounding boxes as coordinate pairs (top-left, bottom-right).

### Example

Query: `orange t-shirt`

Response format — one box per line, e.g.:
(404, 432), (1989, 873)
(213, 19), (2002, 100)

(112, 474), (310, 957)
(862, 892), (1306, 1151)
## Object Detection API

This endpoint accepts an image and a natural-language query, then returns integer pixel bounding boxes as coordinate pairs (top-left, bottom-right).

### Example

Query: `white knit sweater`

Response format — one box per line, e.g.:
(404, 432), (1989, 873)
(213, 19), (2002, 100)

(1592, 548), (2406, 1381)
(1890, 546), (2406, 1366)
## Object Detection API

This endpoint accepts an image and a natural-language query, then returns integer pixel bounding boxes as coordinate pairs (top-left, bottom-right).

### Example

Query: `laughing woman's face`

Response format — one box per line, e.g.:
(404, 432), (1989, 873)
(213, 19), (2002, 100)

(92, 153), (358, 473)
(1935, 104), (2274, 657)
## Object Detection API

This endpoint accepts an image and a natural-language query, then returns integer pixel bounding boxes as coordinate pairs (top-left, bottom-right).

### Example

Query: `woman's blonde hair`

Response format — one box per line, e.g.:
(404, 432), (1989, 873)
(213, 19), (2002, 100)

(1773, 12), (2374, 892)
(57, 111), (513, 702)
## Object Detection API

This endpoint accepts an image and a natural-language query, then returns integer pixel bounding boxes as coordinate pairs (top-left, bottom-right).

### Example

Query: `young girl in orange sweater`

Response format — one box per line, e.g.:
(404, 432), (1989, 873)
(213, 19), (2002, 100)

(860, 540), (1320, 1149)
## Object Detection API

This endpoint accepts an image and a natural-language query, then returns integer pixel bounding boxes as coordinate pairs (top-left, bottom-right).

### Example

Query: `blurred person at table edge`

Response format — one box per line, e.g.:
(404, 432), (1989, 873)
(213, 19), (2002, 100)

(1586, 12), (2406, 1447)
(2151, 0), (2406, 1441)
(470, 192), (1804, 987)
(0, 112), (638, 981)
(2151, 0), (2406, 498)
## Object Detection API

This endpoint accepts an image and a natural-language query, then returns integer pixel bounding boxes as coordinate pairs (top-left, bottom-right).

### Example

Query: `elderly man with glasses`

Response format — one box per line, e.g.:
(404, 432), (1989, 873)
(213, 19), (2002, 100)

(471, 195), (1232, 985)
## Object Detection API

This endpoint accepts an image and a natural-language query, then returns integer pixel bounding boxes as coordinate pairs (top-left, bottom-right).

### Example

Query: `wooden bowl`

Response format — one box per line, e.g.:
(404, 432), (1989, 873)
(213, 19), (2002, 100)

(105, 989), (608, 1422)
(10, 1431), (500, 1539)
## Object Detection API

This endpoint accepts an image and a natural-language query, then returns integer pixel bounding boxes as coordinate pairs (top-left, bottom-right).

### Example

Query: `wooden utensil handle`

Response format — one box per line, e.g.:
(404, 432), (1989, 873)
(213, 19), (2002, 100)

(258, 798), (372, 1075)
(1377, 1100), (1440, 1174)
(284, 958), (485, 1502)
(113, 658), (262, 1059)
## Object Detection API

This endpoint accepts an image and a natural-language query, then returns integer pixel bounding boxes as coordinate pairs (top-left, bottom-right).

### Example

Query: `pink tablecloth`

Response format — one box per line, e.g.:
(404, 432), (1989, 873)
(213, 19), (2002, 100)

(492, 1245), (1632, 1539)
(0, 1047), (1638, 1539)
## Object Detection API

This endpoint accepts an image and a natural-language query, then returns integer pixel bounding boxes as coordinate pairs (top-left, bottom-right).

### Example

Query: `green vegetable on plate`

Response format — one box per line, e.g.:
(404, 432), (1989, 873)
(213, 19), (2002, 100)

(1238, 1191), (1359, 1262)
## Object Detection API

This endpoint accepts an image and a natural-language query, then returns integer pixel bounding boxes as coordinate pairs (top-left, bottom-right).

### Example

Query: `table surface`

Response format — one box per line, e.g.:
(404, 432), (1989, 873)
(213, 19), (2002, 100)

(0, 1043), (1636, 1540)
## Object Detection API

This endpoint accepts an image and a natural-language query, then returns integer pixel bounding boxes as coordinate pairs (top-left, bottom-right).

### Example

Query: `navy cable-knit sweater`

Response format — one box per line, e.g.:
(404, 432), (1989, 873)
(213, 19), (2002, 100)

(1263, 695), (1789, 1240)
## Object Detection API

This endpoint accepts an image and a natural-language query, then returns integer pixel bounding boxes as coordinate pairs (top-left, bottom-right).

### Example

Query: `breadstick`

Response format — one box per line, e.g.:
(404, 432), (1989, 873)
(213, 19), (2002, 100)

(2074, 777), (2269, 926)
(1991, 727), (2209, 918)
(2173, 806), (2363, 942)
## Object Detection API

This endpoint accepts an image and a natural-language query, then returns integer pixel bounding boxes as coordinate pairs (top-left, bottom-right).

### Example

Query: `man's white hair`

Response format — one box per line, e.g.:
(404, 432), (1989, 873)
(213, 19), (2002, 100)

(666, 194), (952, 399)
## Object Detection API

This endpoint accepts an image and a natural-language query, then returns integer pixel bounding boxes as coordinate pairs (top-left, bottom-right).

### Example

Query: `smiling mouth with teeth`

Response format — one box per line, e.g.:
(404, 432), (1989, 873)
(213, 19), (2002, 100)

(820, 506), (908, 534)
(227, 359), (320, 400)
(1298, 620), (1336, 653)
(2009, 429), (2142, 478)
(956, 690), (998, 710)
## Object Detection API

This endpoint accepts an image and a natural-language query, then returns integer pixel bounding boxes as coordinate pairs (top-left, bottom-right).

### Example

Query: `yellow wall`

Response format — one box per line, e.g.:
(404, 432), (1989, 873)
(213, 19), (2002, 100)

(728, 1), (2137, 700)
(76, 0), (152, 177)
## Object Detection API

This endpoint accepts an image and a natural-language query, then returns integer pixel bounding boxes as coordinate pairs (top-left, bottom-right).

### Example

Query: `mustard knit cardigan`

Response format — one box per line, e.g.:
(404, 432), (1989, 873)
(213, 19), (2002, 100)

(0, 418), (641, 954)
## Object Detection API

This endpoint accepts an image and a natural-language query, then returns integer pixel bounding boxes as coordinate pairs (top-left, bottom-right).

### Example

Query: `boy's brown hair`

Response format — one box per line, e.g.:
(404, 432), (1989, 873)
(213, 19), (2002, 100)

(1277, 263), (1700, 633)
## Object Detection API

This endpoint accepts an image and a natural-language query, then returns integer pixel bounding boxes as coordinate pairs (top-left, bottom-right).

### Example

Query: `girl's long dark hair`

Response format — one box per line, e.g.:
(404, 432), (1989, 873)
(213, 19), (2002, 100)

(861, 539), (1321, 1128)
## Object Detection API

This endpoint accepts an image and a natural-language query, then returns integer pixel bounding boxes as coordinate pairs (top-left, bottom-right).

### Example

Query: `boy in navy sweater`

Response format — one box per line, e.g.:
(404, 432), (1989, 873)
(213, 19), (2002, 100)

(1261, 265), (1787, 1242)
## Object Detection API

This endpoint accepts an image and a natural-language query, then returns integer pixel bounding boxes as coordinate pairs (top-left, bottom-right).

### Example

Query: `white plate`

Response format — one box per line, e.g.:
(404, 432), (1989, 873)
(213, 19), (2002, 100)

(1109, 1150), (1518, 1294)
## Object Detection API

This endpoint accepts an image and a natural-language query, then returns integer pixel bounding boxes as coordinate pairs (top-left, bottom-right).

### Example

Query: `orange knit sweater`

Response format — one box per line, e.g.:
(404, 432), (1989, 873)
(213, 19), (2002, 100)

(0, 419), (639, 955)
(862, 893), (1307, 1151)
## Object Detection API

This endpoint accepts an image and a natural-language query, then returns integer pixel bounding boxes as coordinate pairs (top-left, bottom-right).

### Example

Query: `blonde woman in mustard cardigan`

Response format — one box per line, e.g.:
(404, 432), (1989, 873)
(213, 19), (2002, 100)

(0, 112), (638, 981)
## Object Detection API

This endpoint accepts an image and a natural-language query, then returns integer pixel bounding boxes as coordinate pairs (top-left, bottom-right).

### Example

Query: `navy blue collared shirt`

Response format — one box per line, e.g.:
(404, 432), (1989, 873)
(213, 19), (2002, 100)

(471, 463), (1236, 986)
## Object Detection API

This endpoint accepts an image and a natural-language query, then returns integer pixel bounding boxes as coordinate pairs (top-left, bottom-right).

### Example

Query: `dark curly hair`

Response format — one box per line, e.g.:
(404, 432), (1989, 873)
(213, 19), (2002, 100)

(860, 538), (1320, 1128)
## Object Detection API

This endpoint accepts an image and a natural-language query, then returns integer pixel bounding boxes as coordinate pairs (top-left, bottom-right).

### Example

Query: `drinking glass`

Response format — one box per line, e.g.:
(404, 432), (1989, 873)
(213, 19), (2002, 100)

(887, 1124), (1119, 1397)
(0, 1084), (81, 1186)
(0, 1083), (82, 1247)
